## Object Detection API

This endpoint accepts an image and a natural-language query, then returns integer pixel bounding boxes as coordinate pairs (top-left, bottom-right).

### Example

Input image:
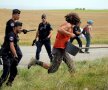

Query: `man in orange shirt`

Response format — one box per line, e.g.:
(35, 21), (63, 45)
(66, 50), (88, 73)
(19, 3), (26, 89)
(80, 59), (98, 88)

(28, 12), (80, 73)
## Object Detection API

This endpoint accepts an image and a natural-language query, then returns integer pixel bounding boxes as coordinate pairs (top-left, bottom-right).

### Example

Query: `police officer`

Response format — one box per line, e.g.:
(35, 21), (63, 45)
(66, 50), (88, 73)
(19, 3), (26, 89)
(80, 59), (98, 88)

(28, 14), (53, 68)
(1, 9), (27, 67)
(0, 21), (23, 86)
(70, 22), (84, 53)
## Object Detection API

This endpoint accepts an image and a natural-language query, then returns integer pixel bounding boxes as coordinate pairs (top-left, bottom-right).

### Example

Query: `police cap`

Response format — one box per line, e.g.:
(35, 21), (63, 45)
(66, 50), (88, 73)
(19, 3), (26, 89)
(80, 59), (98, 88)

(14, 21), (22, 27)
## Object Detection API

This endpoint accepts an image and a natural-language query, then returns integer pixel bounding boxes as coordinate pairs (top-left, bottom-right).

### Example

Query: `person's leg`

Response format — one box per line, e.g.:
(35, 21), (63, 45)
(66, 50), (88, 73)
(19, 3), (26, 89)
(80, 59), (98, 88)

(6, 60), (18, 86)
(63, 51), (75, 73)
(85, 34), (91, 53)
(70, 37), (75, 43)
(0, 55), (11, 86)
(28, 48), (63, 74)
(48, 48), (63, 73)
(28, 41), (43, 69)
(44, 40), (53, 62)
(36, 40), (43, 60)
(76, 37), (84, 53)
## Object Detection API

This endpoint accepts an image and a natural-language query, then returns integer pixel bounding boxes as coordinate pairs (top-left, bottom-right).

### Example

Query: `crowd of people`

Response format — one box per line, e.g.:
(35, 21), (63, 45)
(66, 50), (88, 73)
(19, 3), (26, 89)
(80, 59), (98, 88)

(0, 9), (94, 87)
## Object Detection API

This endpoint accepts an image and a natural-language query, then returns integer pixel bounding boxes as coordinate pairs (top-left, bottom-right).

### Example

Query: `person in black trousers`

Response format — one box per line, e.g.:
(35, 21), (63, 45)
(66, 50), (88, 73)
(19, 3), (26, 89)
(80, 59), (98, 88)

(28, 14), (53, 69)
(70, 22), (84, 53)
(1, 9), (28, 66)
(0, 22), (23, 87)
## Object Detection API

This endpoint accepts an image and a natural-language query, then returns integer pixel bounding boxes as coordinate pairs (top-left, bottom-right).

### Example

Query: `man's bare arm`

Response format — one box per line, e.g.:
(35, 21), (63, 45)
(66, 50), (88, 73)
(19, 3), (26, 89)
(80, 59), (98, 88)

(58, 24), (75, 37)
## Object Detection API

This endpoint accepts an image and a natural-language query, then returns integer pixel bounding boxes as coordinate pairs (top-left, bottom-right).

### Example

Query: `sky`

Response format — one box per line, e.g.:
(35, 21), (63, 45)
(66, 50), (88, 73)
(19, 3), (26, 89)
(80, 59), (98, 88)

(0, 0), (108, 10)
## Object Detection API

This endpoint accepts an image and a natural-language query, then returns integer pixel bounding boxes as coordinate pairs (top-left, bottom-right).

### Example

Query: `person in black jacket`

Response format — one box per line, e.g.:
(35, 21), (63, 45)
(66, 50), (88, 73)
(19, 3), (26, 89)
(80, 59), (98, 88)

(70, 22), (84, 53)
(0, 22), (23, 87)
(28, 14), (53, 69)
(0, 9), (28, 66)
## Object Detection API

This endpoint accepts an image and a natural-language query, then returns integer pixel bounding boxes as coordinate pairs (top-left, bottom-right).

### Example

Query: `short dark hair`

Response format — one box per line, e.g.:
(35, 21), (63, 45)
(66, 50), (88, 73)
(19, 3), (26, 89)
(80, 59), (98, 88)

(14, 21), (22, 27)
(12, 9), (21, 14)
(41, 14), (46, 19)
(65, 13), (80, 25)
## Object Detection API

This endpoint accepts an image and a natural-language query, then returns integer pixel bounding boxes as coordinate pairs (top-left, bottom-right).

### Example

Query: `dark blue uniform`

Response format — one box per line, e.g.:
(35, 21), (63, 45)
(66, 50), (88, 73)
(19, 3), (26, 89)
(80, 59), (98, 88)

(0, 26), (22, 86)
(36, 22), (53, 61)
(3, 19), (22, 61)
(5, 19), (15, 36)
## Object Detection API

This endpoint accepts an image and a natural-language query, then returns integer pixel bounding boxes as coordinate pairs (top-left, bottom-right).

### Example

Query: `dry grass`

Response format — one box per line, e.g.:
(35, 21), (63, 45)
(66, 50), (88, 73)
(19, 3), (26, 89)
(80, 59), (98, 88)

(0, 57), (108, 90)
(0, 9), (108, 45)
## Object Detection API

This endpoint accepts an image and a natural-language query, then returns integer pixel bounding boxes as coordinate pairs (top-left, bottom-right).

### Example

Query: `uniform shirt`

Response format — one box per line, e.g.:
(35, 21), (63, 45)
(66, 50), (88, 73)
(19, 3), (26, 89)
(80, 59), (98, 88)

(5, 19), (15, 36)
(38, 22), (52, 40)
(73, 25), (81, 36)
(4, 32), (19, 51)
(53, 23), (72, 49)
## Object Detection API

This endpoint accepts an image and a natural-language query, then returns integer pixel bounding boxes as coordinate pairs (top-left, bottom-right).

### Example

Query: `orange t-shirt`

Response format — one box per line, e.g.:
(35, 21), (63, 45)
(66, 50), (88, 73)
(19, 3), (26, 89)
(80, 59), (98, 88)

(53, 24), (72, 49)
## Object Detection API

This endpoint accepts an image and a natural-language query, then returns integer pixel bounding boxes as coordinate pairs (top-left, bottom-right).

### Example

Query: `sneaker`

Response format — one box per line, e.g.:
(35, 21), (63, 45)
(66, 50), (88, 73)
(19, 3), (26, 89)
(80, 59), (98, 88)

(28, 58), (36, 69)
(79, 50), (84, 53)
(6, 81), (12, 87)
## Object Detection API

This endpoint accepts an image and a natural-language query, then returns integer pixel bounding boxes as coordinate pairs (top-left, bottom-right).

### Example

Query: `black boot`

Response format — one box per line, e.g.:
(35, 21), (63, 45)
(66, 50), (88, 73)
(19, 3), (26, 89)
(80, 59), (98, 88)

(6, 81), (12, 87)
(0, 78), (4, 87)
(79, 50), (84, 53)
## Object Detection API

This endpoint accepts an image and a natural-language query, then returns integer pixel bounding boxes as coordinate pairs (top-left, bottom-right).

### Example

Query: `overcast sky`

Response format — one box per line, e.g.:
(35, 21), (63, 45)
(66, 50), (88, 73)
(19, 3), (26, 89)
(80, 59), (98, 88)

(0, 0), (107, 10)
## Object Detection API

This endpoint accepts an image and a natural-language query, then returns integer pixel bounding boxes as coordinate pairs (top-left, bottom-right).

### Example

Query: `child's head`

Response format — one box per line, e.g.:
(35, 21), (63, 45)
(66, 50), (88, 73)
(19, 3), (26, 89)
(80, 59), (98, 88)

(87, 20), (94, 25)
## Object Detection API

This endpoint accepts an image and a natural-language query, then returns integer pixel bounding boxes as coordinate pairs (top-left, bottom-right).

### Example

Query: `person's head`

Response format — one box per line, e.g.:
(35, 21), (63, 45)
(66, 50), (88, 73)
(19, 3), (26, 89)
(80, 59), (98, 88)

(12, 9), (21, 20)
(13, 21), (22, 34)
(87, 20), (94, 25)
(41, 14), (47, 23)
(65, 12), (80, 25)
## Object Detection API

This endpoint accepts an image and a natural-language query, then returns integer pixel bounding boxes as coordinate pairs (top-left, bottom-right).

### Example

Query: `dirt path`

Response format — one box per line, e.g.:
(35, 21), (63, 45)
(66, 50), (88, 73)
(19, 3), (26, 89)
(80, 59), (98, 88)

(18, 45), (108, 67)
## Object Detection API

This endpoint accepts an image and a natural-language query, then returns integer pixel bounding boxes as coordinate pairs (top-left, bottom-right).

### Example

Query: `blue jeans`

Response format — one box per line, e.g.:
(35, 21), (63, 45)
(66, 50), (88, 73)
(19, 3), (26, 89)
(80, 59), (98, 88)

(85, 33), (91, 52)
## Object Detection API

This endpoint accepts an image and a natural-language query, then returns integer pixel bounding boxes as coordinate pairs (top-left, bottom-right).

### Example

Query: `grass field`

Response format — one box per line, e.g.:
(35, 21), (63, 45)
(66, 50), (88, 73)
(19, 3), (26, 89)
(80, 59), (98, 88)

(0, 9), (108, 45)
(0, 57), (108, 90)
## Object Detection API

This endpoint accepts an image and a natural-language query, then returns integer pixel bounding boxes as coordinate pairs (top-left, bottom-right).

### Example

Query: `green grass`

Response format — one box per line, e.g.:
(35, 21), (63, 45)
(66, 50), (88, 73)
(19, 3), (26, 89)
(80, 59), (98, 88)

(0, 57), (108, 90)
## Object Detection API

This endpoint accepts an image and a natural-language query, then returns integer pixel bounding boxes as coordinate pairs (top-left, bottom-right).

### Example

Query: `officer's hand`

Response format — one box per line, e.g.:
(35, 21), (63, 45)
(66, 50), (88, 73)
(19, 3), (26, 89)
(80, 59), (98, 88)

(45, 37), (50, 40)
(32, 39), (36, 46)
(14, 56), (18, 62)
(22, 29), (28, 34)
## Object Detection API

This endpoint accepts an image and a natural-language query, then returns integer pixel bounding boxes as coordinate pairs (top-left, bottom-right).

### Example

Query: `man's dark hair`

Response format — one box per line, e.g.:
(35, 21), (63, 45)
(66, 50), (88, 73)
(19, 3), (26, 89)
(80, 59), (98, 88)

(65, 13), (80, 25)
(14, 21), (22, 27)
(12, 9), (21, 14)
(41, 14), (46, 19)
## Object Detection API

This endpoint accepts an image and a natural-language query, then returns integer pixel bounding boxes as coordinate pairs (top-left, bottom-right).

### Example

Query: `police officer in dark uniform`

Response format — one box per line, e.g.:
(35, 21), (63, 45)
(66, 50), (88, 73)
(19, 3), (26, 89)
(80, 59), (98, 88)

(28, 14), (53, 69)
(0, 21), (23, 87)
(70, 22), (84, 53)
(0, 9), (27, 66)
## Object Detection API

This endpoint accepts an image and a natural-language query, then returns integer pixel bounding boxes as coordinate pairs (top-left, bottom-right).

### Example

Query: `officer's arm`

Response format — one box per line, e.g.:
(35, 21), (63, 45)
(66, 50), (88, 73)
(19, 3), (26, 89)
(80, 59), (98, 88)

(10, 42), (17, 57)
(32, 30), (39, 46)
(48, 31), (52, 38)
(35, 30), (39, 39)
